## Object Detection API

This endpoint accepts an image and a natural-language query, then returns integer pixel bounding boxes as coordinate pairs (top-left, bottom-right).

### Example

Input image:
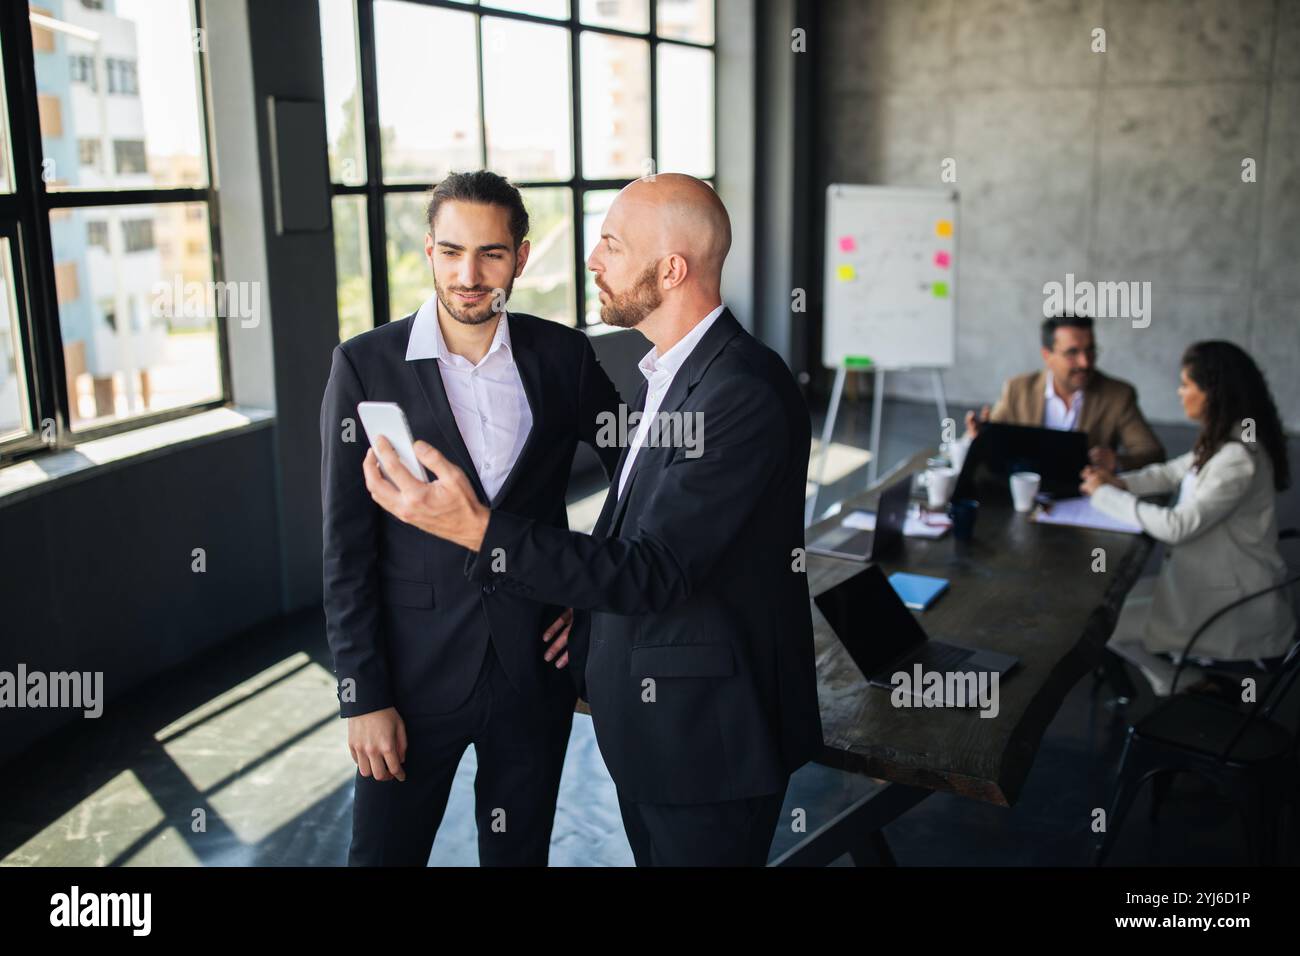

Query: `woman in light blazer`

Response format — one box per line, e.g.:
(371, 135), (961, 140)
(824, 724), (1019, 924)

(1080, 340), (1295, 696)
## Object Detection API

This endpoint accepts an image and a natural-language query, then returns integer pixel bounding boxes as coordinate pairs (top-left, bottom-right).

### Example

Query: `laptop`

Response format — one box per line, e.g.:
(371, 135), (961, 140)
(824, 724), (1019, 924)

(813, 564), (1018, 704)
(806, 474), (911, 562)
(954, 422), (1088, 502)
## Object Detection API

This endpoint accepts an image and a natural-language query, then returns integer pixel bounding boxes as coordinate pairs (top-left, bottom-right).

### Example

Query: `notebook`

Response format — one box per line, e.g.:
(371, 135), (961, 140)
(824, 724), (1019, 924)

(887, 572), (949, 611)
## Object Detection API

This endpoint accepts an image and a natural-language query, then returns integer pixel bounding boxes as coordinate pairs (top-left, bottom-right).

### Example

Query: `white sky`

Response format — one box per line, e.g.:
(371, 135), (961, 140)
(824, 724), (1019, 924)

(115, 0), (203, 158)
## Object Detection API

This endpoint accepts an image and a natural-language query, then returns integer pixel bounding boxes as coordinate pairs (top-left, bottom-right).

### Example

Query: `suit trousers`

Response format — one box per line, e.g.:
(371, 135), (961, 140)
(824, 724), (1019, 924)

(615, 783), (789, 866)
(348, 645), (575, 866)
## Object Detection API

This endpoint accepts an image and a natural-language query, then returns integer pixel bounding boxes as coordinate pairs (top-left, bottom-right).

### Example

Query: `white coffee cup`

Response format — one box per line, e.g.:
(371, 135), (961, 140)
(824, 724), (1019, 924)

(926, 466), (958, 509)
(1010, 471), (1041, 513)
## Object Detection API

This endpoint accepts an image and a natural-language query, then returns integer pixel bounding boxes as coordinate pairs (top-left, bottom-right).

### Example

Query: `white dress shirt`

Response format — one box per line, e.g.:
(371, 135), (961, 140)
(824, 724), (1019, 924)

(1043, 371), (1084, 431)
(617, 304), (725, 499)
(405, 294), (532, 501)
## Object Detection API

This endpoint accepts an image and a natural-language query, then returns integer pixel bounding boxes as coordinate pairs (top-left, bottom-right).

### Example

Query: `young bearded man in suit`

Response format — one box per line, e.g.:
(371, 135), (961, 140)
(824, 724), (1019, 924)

(964, 314), (1165, 471)
(363, 173), (824, 867)
(320, 171), (622, 866)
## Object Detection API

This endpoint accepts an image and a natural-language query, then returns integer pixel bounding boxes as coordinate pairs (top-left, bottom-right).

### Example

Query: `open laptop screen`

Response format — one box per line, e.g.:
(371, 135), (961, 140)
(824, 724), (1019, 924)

(814, 565), (927, 676)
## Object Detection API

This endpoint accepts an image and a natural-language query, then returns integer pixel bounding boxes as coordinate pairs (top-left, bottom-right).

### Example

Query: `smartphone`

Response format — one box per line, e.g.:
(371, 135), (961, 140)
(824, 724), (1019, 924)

(357, 401), (429, 483)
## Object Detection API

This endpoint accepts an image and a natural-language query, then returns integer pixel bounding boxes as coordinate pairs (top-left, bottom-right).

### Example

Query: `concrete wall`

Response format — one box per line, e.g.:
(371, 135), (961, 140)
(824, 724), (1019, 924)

(813, 0), (1300, 430)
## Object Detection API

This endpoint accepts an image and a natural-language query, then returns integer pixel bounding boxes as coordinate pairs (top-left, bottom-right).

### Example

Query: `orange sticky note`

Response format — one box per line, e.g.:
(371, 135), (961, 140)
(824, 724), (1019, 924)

(838, 235), (856, 253)
(936, 219), (953, 238)
(836, 264), (856, 281)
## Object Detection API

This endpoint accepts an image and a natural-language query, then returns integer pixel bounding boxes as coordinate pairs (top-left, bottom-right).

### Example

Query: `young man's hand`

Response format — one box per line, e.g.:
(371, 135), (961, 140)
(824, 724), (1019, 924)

(542, 608), (573, 669)
(348, 706), (407, 782)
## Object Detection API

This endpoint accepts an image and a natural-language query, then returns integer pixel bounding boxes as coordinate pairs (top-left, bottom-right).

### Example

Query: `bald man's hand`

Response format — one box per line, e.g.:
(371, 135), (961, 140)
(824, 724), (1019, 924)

(364, 436), (489, 552)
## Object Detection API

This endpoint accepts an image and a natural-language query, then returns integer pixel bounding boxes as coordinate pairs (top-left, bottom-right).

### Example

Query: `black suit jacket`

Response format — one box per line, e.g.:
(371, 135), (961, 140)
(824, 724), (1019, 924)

(320, 310), (622, 719)
(466, 310), (824, 804)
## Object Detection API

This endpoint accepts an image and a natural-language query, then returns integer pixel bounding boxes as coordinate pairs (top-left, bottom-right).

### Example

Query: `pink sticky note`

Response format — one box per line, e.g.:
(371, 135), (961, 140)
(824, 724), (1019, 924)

(838, 235), (856, 253)
(934, 251), (951, 268)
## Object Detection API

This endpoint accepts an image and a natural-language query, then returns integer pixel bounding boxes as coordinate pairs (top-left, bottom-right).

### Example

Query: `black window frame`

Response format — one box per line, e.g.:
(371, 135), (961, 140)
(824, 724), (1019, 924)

(331, 0), (717, 333)
(0, 0), (231, 465)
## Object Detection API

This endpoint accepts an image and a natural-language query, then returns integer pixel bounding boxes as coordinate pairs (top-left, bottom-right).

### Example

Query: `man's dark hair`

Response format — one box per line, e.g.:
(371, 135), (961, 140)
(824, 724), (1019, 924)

(1041, 313), (1095, 350)
(425, 170), (529, 248)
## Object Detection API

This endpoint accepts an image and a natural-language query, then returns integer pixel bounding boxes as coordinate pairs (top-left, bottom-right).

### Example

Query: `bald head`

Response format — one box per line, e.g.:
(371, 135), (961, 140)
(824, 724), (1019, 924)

(613, 173), (731, 288)
(587, 173), (733, 335)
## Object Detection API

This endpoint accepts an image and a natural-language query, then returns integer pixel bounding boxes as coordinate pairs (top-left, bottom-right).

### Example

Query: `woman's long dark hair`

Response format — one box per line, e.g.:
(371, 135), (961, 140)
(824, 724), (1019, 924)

(1182, 340), (1290, 491)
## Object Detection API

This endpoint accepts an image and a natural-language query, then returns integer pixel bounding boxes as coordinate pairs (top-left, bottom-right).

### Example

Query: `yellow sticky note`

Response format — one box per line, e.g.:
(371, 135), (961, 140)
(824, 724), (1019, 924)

(836, 264), (856, 281)
(936, 219), (953, 238)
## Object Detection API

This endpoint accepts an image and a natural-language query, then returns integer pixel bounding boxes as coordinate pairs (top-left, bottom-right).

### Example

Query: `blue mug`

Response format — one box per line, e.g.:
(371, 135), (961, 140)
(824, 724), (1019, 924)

(949, 498), (979, 541)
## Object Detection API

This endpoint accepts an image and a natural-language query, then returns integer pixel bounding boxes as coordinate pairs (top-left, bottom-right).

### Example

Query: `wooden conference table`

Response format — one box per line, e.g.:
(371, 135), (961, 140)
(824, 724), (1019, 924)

(770, 448), (1155, 866)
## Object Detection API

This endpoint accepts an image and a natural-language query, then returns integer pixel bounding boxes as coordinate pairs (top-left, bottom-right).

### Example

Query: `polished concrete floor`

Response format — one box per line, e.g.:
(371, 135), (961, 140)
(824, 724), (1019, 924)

(2, 397), (1296, 866)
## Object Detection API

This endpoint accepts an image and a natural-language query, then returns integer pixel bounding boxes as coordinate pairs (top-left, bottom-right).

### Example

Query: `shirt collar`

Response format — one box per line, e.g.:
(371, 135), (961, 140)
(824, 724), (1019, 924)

(405, 292), (511, 364)
(637, 304), (726, 383)
(1044, 370), (1082, 407)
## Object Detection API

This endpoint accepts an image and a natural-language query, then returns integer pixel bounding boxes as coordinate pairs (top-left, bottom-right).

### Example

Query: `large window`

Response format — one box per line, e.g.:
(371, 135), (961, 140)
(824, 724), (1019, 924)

(319, 0), (716, 340)
(0, 0), (227, 461)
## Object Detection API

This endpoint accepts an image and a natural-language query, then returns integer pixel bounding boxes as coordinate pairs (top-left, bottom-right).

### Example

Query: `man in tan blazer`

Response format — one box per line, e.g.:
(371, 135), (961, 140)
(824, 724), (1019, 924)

(965, 315), (1164, 471)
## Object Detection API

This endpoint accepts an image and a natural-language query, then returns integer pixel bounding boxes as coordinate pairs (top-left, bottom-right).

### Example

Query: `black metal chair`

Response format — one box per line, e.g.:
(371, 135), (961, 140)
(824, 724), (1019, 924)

(1168, 529), (1300, 696)
(1094, 554), (1300, 865)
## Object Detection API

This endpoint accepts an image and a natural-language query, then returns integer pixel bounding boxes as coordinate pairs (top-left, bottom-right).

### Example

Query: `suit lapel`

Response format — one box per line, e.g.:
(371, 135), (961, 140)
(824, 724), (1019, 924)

(603, 309), (743, 537)
(1029, 370), (1047, 426)
(1076, 370), (1103, 437)
(406, 319), (491, 506)
(489, 314), (544, 508)
(593, 379), (646, 538)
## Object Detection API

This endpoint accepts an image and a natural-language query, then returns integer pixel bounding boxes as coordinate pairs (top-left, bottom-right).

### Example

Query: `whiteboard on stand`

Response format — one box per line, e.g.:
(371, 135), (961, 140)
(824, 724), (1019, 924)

(822, 184), (958, 371)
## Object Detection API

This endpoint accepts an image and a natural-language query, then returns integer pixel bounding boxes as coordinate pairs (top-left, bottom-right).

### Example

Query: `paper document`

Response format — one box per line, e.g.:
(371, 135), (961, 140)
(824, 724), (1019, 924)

(1033, 496), (1142, 534)
(843, 508), (952, 540)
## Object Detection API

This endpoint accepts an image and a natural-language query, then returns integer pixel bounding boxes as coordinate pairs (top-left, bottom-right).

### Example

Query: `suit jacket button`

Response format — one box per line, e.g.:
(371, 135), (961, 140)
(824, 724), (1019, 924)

(482, 583), (496, 595)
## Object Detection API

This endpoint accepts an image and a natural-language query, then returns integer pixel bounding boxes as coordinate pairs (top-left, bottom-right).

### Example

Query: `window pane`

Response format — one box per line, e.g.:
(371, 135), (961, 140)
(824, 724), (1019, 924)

(0, 38), (14, 194)
(580, 0), (648, 33)
(51, 203), (222, 430)
(656, 44), (713, 177)
(30, 0), (208, 191)
(0, 238), (31, 439)
(657, 0), (713, 44)
(582, 188), (618, 326)
(332, 195), (372, 341)
(580, 33), (649, 180)
(510, 187), (574, 326)
(483, 0), (569, 18)
(385, 192), (431, 321)
(320, 0), (366, 185)
(482, 18), (572, 181)
(374, 3), (481, 184)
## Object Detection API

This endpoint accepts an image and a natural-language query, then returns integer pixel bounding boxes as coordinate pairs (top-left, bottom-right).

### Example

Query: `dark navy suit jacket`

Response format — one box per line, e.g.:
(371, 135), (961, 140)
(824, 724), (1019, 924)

(320, 310), (622, 718)
(465, 310), (825, 803)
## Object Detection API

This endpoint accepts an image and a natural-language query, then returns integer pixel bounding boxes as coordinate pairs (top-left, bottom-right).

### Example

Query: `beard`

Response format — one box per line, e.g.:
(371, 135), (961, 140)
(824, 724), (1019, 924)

(597, 264), (662, 329)
(434, 272), (513, 326)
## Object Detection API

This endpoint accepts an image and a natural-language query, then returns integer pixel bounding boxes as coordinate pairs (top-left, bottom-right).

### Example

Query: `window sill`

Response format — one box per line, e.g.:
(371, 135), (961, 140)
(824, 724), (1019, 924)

(0, 406), (274, 507)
